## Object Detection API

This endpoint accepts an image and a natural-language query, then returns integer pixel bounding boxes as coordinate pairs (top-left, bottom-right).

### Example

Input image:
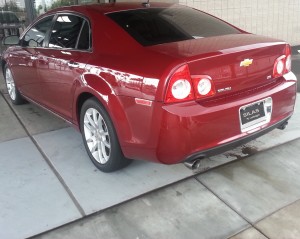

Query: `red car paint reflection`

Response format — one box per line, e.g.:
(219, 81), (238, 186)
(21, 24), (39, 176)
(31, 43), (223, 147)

(2, 3), (297, 172)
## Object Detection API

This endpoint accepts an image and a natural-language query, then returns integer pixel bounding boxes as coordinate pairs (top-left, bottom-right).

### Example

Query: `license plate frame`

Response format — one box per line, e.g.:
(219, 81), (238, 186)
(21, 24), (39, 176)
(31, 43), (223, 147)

(239, 97), (272, 133)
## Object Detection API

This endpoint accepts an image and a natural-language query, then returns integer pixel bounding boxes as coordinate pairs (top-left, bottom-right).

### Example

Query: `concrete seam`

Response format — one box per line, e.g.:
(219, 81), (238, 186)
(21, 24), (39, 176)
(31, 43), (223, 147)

(0, 92), (86, 217)
(192, 136), (300, 176)
(253, 197), (300, 225)
(194, 177), (271, 239)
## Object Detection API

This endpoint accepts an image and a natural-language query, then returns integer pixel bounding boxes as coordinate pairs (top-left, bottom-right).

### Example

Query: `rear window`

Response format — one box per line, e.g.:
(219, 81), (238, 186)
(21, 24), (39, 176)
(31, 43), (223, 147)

(0, 12), (20, 24)
(107, 7), (241, 46)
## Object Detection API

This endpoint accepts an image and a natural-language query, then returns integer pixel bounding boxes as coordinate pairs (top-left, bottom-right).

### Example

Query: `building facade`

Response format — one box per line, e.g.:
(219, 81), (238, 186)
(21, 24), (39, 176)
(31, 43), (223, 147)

(0, 0), (299, 46)
(180, 0), (300, 46)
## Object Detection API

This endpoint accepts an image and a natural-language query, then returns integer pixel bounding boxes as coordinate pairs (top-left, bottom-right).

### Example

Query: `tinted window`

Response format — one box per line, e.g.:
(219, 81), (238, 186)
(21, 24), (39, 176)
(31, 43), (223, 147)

(108, 8), (241, 46)
(49, 15), (84, 49)
(22, 16), (53, 47)
(77, 20), (91, 50)
(0, 12), (19, 24)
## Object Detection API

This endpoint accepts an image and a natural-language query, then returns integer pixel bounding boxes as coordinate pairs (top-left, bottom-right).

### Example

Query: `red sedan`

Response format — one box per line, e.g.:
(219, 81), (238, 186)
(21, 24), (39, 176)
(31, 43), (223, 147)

(2, 3), (297, 172)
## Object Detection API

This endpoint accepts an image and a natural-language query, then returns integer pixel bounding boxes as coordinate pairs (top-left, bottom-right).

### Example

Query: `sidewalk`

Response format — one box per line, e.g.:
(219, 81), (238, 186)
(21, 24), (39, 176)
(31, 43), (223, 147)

(0, 64), (299, 238)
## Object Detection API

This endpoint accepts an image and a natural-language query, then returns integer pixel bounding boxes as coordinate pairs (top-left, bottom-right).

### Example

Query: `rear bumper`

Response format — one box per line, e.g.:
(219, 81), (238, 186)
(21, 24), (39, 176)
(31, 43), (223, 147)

(184, 116), (290, 163)
(119, 73), (297, 164)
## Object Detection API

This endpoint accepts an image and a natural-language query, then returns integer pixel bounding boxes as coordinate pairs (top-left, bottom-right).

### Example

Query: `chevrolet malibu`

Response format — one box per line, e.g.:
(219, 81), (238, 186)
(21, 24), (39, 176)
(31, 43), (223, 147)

(2, 3), (297, 172)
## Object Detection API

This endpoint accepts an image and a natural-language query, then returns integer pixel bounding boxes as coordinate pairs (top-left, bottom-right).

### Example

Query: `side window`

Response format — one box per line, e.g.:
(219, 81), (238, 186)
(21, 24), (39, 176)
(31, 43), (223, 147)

(77, 20), (91, 50)
(48, 15), (84, 49)
(22, 16), (53, 47)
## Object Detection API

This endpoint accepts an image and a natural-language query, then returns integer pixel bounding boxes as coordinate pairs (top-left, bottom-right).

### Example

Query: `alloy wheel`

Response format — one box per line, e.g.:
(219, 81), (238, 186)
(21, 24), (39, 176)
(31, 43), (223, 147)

(5, 68), (16, 101)
(83, 108), (111, 164)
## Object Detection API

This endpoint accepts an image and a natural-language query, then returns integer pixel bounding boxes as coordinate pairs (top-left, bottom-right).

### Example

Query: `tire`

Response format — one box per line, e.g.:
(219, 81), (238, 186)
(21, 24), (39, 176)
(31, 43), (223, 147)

(80, 97), (131, 172)
(4, 65), (25, 105)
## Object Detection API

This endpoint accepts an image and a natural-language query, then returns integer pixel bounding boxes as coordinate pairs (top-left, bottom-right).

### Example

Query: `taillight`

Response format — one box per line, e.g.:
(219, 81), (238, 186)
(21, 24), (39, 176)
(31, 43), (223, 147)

(273, 55), (285, 78)
(285, 45), (292, 73)
(272, 44), (292, 78)
(165, 65), (194, 103)
(192, 75), (216, 99)
(285, 55), (292, 72)
(165, 64), (215, 103)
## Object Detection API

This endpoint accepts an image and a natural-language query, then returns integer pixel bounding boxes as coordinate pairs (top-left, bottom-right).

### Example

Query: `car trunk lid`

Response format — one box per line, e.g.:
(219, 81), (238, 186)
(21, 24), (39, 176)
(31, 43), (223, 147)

(148, 34), (287, 98)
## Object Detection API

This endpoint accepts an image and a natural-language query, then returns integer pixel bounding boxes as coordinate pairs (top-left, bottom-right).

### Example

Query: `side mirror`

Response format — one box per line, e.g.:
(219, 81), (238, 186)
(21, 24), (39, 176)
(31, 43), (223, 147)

(3, 35), (20, 46)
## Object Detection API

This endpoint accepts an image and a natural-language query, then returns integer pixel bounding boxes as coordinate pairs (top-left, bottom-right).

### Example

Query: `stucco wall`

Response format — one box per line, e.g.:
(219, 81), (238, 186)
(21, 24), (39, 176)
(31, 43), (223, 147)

(179, 0), (300, 46)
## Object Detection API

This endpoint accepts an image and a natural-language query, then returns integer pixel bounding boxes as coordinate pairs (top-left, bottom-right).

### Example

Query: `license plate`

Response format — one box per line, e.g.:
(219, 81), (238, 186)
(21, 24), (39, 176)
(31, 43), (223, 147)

(239, 98), (272, 132)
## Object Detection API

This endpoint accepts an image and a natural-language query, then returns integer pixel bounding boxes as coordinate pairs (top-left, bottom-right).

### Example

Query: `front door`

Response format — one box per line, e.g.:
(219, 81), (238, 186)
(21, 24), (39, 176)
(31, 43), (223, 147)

(11, 15), (54, 101)
(37, 14), (91, 121)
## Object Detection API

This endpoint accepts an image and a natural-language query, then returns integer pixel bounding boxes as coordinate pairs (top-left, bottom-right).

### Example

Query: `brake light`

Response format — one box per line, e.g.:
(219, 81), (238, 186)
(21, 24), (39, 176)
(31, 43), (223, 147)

(192, 75), (216, 99)
(165, 65), (194, 103)
(285, 45), (292, 73)
(165, 64), (215, 103)
(272, 44), (292, 78)
(273, 55), (285, 78)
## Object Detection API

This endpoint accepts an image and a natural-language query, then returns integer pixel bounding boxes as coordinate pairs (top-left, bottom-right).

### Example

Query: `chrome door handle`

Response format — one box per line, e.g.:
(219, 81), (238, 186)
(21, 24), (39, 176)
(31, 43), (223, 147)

(30, 56), (38, 60)
(68, 61), (79, 68)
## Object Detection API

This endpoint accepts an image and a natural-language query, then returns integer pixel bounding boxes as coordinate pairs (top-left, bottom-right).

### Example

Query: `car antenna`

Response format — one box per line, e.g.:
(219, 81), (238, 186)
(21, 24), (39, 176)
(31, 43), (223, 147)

(142, 0), (150, 7)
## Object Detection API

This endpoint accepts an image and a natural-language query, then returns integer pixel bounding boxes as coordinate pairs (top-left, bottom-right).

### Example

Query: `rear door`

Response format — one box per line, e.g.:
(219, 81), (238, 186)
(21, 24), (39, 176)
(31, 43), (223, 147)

(37, 14), (91, 120)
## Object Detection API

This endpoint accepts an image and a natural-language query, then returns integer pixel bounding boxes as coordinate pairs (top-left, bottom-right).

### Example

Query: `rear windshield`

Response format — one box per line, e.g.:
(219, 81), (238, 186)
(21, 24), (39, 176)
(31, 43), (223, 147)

(0, 12), (20, 24)
(107, 7), (241, 46)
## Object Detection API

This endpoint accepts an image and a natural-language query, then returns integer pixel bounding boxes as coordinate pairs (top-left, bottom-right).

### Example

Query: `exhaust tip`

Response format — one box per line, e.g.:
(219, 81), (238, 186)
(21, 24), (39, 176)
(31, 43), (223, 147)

(184, 158), (202, 170)
(277, 121), (288, 130)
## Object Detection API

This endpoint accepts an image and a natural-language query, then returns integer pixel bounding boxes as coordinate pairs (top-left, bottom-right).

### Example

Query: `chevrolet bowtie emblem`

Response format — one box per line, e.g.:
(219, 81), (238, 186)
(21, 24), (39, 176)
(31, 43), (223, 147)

(240, 59), (253, 67)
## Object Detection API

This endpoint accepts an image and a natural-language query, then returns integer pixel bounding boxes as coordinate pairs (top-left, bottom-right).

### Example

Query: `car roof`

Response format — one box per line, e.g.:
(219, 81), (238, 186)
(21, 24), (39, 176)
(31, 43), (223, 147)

(47, 2), (183, 15)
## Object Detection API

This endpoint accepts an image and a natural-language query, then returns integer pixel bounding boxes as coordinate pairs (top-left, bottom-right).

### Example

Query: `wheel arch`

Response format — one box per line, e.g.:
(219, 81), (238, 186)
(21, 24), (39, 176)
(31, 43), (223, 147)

(1, 59), (7, 76)
(73, 80), (133, 149)
(75, 92), (94, 130)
